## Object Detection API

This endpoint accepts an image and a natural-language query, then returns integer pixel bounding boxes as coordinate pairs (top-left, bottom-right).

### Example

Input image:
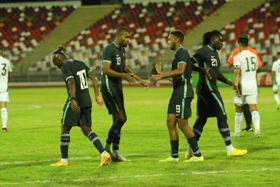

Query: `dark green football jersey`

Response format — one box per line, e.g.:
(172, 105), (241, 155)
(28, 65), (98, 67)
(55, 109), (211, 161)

(192, 45), (220, 94)
(101, 42), (126, 92)
(171, 47), (194, 99)
(61, 59), (92, 107)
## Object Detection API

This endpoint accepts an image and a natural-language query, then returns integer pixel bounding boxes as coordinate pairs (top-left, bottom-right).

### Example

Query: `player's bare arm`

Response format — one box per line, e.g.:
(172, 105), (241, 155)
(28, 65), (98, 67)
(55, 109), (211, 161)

(233, 68), (241, 98)
(218, 72), (240, 96)
(227, 63), (233, 69)
(154, 62), (173, 82)
(123, 62), (149, 88)
(68, 78), (80, 114)
(8, 72), (12, 82)
(103, 62), (136, 85)
(149, 63), (186, 84)
(191, 59), (212, 80)
(272, 71), (275, 85)
(88, 71), (104, 106)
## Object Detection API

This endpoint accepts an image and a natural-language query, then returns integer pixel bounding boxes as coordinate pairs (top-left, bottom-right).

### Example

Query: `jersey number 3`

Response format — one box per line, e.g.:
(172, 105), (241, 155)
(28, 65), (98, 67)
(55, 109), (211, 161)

(76, 69), (88, 90)
(1, 63), (6, 76)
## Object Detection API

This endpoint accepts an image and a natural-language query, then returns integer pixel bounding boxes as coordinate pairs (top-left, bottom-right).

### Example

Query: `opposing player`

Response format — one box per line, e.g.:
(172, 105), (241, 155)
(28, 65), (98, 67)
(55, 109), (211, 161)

(227, 34), (262, 132)
(271, 52), (280, 109)
(185, 30), (248, 158)
(51, 46), (111, 167)
(0, 47), (12, 133)
(231, 36), (260, 138)
(101, 27), (149, 161)
(149, 30), (203, 162)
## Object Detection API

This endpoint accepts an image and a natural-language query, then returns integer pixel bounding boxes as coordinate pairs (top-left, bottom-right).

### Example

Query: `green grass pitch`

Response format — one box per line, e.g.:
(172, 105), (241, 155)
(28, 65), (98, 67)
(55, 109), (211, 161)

(0, 86), (279, 186)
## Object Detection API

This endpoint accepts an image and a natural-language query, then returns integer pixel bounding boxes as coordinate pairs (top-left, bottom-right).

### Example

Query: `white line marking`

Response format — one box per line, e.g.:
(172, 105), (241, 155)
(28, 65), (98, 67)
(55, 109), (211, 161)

(1, 149), (279, 166)
(0, 168), (279, 185)
(9, 104), (41, 111)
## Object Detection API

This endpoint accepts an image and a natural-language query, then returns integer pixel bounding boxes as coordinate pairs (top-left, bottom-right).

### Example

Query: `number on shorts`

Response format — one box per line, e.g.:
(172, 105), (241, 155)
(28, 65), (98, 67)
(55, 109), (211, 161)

(76, 69), (88, 90)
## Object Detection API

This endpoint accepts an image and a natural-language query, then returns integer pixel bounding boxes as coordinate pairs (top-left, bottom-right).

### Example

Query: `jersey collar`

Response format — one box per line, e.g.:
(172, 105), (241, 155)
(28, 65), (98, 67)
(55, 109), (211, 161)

(207, 45), (215, 51)
(175, 46), (183, 55)
(113, 42), (120, 48)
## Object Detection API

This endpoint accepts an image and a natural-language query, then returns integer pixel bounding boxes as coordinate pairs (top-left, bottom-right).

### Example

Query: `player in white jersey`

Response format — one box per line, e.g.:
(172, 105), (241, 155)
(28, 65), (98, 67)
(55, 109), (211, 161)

(271, 52), (280, 109)
(232, 36), (261, 138)
(0, 47), (12, 132)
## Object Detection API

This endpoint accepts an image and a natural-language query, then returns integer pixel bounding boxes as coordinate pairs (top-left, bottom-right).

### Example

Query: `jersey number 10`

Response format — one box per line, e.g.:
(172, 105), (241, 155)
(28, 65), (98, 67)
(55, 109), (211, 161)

(77, 69), (88, 90)
(245, 57), (256, 72)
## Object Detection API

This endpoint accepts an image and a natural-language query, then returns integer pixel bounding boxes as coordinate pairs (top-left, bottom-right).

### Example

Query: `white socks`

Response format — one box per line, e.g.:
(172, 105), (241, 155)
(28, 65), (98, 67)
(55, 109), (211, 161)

(1, 108), (7, 128)
(274, 94), (279, 105)
(226, 144), (234, 154)
(234, 113), (243, 134)
(252, 111), (260, 133)
(61, 158), (68, 163)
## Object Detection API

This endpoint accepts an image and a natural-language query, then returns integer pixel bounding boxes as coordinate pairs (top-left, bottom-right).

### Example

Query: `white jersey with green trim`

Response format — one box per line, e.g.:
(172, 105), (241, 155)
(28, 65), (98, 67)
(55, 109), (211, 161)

(272, 59), (280, 85)
(233, 50), (258, 95)
(0, 56), (12, 92)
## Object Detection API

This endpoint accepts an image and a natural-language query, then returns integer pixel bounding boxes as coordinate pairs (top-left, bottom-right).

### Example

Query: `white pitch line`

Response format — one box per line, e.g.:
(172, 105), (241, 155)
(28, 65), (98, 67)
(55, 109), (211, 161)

(0, 168), (279, 186)
(9, 104), (41, 111)
(1, 149), (280, 166)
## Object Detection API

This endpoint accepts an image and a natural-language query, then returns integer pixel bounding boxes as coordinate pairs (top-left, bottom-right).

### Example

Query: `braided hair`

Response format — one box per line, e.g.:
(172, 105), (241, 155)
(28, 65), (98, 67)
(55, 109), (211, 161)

(202, 30), (222, 46)
(52, 45), (67, 57)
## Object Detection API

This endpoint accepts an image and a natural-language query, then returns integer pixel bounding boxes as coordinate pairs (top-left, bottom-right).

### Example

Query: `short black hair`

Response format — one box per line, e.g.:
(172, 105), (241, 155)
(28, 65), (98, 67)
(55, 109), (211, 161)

(238, 34), (249, 47)
(277, 52), (280, 56)
(116, 27), (130, 36)
(202, 30), (222, 46)
(169, 30), (184, 44)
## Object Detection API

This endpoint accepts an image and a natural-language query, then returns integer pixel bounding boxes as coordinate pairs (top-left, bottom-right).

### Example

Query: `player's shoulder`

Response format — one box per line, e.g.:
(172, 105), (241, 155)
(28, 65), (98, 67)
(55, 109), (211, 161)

(0, 56), (10, 63)
(177, 47), (189, 55)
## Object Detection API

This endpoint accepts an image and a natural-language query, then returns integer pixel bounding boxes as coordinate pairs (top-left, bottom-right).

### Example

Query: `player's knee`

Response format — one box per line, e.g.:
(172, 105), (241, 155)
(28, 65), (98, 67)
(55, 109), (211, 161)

(118, 116), (127, 124)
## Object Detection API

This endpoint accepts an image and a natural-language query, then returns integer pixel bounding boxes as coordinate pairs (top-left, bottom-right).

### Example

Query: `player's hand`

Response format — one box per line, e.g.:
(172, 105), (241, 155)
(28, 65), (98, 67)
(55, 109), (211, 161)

(155, 63), (163, 74)
(95, 96), (104, 106)
(149, 75), (162, 84)
(123, 73), (136, 85)
(139, 79), (149, 90)
(203, 68), (212, 80)
(232, 85), (241, 98)
(71, 100), (80, 114)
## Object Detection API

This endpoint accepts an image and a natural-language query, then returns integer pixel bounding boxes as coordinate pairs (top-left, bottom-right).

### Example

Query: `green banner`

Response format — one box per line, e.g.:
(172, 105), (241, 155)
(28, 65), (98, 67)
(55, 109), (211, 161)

(192, 72), (233, 87)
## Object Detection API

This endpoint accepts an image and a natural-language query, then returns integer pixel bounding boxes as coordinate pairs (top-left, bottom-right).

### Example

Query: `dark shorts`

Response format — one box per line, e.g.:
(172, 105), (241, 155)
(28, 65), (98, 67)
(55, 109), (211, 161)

(61, 101), (92, 127)
(197, 91), (226, 117)
(102, 91), (125, 115)
(168, 98), (192, 119)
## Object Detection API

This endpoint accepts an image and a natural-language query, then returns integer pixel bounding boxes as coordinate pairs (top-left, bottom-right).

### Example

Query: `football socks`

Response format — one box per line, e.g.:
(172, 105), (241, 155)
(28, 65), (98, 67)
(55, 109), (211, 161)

(87, 131), (105, 154)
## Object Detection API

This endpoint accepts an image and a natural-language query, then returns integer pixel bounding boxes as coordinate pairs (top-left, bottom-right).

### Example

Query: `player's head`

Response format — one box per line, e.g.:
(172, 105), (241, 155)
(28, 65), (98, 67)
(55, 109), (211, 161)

(238, 34), (249, 48)
(115, 27), (130, 47)
(277, 52), (280, 59)
(168, 30), (184, 50)
(203, 30), (223, 50)
(52, 45), (68, 69)
(0, 46), (3, 56)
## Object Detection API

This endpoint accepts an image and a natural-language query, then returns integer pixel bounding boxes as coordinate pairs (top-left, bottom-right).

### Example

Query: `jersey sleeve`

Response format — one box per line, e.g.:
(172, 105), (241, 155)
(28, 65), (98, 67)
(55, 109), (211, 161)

(177, 49), (189, 65)
(61, 62), (74, 81)
(191, 48), (203, 64)
(233, 55), (241, 69)
(227, 48), (239, 65)
(102, 46), (113, 63)
(8, 60), (12, 72)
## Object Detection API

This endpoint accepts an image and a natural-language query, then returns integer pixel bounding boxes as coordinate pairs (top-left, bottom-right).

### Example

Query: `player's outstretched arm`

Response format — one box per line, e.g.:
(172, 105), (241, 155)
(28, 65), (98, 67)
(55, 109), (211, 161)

(123, 62), (149, 89)
(149, 63), (186, 84)
(88, 71), (104, 106)
(154, 62), (172, 82)
(191, 59), (212, 80)
(68, 78), (80, 114)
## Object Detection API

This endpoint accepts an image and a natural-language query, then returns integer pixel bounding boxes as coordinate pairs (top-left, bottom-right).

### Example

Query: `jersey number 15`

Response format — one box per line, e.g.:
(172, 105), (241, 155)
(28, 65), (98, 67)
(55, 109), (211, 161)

(245, 57), (256, 72)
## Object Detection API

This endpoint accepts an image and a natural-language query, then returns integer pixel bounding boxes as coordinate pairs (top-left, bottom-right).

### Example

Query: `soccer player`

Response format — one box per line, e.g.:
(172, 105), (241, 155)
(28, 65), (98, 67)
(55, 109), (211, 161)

(271, 52), (280, 109)
(0, 47), (12, 133)
(227, 34), (262, 132)
(51, 46), (111, 167)
(101, 27), (149, 161)
(231, 36), (261, 138)
(186, 30), (248, 158)
(149, 30), (204, 162)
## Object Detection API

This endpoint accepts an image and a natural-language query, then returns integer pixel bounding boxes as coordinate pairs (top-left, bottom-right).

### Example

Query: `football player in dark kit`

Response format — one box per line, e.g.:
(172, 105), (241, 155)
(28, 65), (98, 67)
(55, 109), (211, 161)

(51, 46), (111, 167)
(149, 30), (204, 162)
(185, 30), (248, 158)
(101, 27), (149, 161)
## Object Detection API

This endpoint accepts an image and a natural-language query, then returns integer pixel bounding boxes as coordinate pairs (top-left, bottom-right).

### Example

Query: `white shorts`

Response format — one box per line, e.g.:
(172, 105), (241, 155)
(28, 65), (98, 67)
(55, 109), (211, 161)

(0, 92), (9, 102)
(234, 92), (257, 106)
(273, 84), (280, 92)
